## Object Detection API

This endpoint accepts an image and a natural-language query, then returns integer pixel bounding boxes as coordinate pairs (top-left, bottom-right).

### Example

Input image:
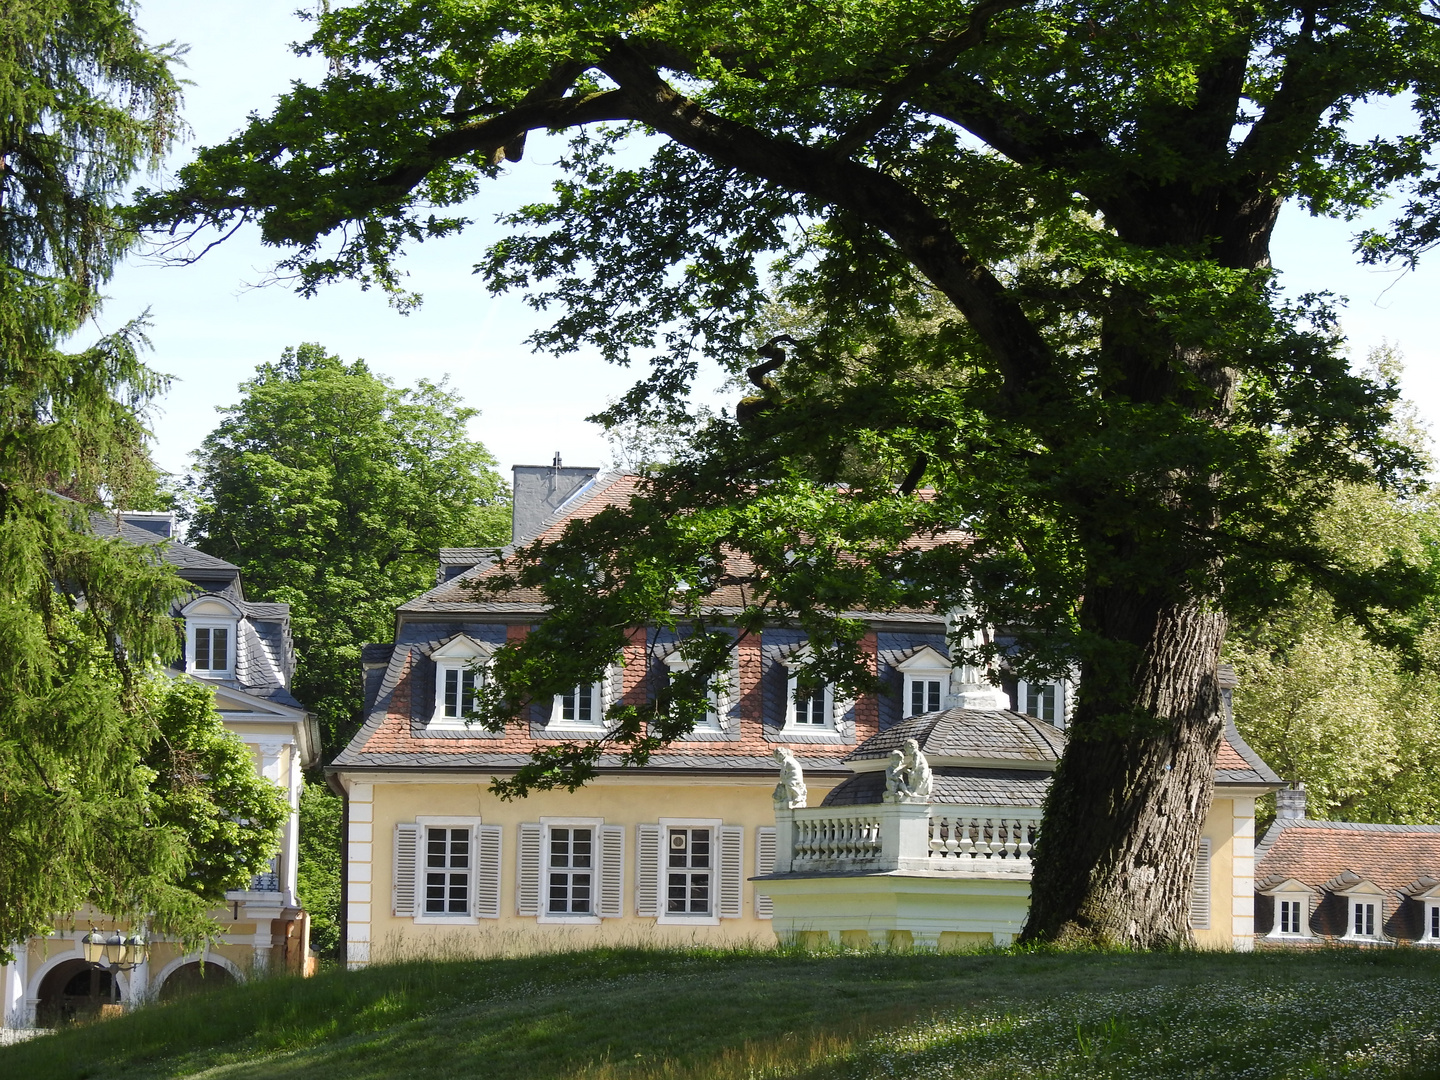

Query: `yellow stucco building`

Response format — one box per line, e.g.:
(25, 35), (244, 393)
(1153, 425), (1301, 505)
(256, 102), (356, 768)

(328, 467), (1281, 966)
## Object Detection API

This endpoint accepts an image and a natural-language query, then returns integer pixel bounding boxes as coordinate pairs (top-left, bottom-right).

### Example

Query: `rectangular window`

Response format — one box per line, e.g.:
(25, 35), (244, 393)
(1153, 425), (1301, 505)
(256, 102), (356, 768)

(194, 627), (229, 672)
(666, 827), (711, 915)
(908, 678), (943, 718)
(1279, 899), (1300, 934)
(793, 682), (827, 725)
(547, 827), (594, 915)
(1024, 682), (1056, 723)
(424, 827), (470, 915)
(443, 667), (478, 718)
(1354, 901), (1376, 937)
(561, 684), (598, 725)
(1431, 905), (1439, 940)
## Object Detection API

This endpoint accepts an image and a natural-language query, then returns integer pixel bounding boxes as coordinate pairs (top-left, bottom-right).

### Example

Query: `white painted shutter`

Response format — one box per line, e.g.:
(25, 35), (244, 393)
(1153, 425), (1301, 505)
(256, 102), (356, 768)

(516, 822), (543, 917)
(1189, 838), (1212, 930)
(718, 825), (744, 919)
(635, 824), (662, 917)
(754, 827), (777, 919)
(597, 825), (625, 918)
(475, 824), (503, 919)
(393, 823), (420, 917)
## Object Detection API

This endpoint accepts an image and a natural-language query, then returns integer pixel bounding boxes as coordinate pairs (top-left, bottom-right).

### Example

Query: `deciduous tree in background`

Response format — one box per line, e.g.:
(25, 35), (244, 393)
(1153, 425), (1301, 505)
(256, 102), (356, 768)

(184, 343), (511, 757)
(0, 0), (283, 954)
(138, 0), (1440, 945)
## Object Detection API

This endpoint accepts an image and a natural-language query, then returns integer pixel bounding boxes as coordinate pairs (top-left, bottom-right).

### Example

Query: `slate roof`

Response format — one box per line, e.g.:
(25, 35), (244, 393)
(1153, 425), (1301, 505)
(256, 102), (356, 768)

(91, 511), (304, 712)
(822, 767), (1051, 807)
(845, 708), (1066, 767)
(88, 512), (240, 573)
(1256, 818), (1440, 895)
(399, 473), (969, 620)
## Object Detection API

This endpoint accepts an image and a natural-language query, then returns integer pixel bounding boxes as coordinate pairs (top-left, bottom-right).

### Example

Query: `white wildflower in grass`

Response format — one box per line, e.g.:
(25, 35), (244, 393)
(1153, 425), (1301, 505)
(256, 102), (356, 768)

(836, 979), (1440, 1079)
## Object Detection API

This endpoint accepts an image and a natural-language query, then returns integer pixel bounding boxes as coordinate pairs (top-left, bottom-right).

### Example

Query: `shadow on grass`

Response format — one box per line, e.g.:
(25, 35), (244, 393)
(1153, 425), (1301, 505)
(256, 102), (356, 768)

(4, 945), (1440, 1080)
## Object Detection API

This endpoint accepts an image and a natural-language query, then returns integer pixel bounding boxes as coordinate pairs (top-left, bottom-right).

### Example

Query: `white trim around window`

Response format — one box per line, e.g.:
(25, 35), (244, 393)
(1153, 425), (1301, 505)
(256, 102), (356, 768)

(188, 620), (236, 677)
(548, 675), (610, 733)
(1425, 901), (1440, 944)
(1014, 679), (1064, 725)
(428, 636), (495, 729)
(662, 652), (727, 733)
(896, 645), (951, 718)
(656, 817), (723, 926)
(783, 672), (835, 731)
(538, 816), (604, 924)
(1272, 894), (1312, 939)
(396, 816), (502, 925)
(1341, 896), (1387, 943)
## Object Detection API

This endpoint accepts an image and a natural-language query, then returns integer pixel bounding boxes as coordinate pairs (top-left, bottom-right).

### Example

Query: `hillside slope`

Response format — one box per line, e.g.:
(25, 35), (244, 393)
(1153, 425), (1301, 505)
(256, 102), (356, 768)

(5, 947), (1440, 1079)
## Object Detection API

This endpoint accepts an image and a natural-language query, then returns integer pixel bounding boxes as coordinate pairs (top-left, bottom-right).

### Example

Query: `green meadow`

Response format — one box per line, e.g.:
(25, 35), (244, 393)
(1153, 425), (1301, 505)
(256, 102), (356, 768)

(5, 945), (1440, 1079)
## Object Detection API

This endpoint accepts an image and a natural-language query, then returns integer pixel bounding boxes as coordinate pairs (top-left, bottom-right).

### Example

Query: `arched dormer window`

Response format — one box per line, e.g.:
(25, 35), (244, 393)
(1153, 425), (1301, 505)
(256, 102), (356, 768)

(896, 646), (951, 718)
(181, 596), (241, 679)
(430, 636), (496, 729)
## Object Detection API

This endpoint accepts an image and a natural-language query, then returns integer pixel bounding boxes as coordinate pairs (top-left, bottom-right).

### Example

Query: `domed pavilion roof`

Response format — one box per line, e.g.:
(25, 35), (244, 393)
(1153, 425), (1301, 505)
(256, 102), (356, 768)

(844, 708), (1065, 771)
(819, 708), (1065, 809)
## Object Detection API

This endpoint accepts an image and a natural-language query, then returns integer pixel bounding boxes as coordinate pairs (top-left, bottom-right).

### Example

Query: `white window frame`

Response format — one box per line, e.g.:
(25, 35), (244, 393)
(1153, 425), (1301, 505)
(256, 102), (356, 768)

(662, 652), (726, 733)
(1427, 902), (1440, 944)
(538, 817), (604, 925)
(1338, 883), (1389, 944)
(548, 673), (611, 733)
(1260, 878), (1315, 940)
(1014, 678), (1065, 725)
(429, 637), (495, 729)
(656, 817), (723, 926)
(896, 646), (951, 719)
(781, 652), (835, 732)
(187, 621), (238, 678)
(412, 816), (486, 925)
(1274, 895), (1311, 939)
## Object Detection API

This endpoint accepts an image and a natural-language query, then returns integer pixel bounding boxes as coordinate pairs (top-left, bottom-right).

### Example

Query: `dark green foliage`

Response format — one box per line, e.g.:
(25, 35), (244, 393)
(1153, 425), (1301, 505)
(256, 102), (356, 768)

(184, 343), (510, 756)
(0, 1), (281, 957)
(296, 782), (343, 960)
(132, 0), (1440, 941)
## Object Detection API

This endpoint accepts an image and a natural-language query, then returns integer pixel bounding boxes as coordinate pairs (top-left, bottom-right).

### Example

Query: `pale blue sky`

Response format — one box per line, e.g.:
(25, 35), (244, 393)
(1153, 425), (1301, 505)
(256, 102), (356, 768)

(104, 1), (1440, 480)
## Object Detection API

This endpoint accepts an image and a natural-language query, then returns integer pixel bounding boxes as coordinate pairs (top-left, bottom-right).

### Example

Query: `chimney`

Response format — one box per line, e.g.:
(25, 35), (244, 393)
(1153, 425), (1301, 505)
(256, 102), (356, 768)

(1276, 783), (1307, 820)
(511, 459), (600, 544)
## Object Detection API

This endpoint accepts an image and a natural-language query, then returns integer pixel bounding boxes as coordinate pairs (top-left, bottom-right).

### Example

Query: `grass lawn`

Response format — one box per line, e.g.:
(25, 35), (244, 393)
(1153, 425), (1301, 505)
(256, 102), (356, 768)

(5, 946), (1440, 1079)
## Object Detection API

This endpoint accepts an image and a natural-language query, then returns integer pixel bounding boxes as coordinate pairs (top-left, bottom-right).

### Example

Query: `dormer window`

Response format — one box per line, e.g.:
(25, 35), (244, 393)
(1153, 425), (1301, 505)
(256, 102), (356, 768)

(1015, 679), (1065, 725)
(182, 596), (241, 679)
(791, 679), (830, 726)
(896, 646), (952, 719)
(779, 649), (835, 732)
(429, 635), (496, 730)
(194, 625), (230, 672)
(1260, 877), (1316, 940)
(549, 670), (613, 733)
(662, 650), (726, 733)
(1334, 877), (1388, 943)
(1407, 882), (1440, 944)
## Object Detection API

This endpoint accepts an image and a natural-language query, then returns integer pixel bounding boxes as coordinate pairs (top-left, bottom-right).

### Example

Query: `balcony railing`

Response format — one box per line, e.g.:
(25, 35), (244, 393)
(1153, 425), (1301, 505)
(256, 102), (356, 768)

(774, 802), (1041, 877)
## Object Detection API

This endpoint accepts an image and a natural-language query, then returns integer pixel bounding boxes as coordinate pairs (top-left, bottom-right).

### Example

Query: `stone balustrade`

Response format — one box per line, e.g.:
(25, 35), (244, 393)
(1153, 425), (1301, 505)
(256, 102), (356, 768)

(774, 802), (1041, 876)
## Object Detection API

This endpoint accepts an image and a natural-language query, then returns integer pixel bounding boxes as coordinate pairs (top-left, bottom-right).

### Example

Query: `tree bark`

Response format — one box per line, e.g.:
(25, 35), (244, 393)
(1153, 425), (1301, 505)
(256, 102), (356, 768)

(1022, 591), (1228, 946)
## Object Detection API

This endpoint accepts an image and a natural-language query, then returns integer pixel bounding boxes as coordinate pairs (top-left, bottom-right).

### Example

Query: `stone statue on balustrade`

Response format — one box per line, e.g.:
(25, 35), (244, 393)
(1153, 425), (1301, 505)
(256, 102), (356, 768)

(772, 747), (808, 809)
(883, 738), (933, 803)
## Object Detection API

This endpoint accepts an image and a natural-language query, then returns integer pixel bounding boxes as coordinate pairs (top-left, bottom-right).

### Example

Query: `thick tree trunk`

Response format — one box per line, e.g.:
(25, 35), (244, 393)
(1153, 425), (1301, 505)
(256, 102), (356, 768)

(1022, 591), (1228, 946)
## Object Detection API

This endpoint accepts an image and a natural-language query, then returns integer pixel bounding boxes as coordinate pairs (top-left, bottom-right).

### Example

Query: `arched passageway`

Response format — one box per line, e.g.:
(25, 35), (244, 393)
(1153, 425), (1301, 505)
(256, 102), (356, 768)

(34, 960), (121, 1028)
(157, 961), (237, 1002)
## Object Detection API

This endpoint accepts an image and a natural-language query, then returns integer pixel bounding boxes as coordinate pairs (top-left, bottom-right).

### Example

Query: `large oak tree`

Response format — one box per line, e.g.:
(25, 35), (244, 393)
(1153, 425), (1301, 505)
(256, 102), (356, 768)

(137, 0), (1440, 945)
